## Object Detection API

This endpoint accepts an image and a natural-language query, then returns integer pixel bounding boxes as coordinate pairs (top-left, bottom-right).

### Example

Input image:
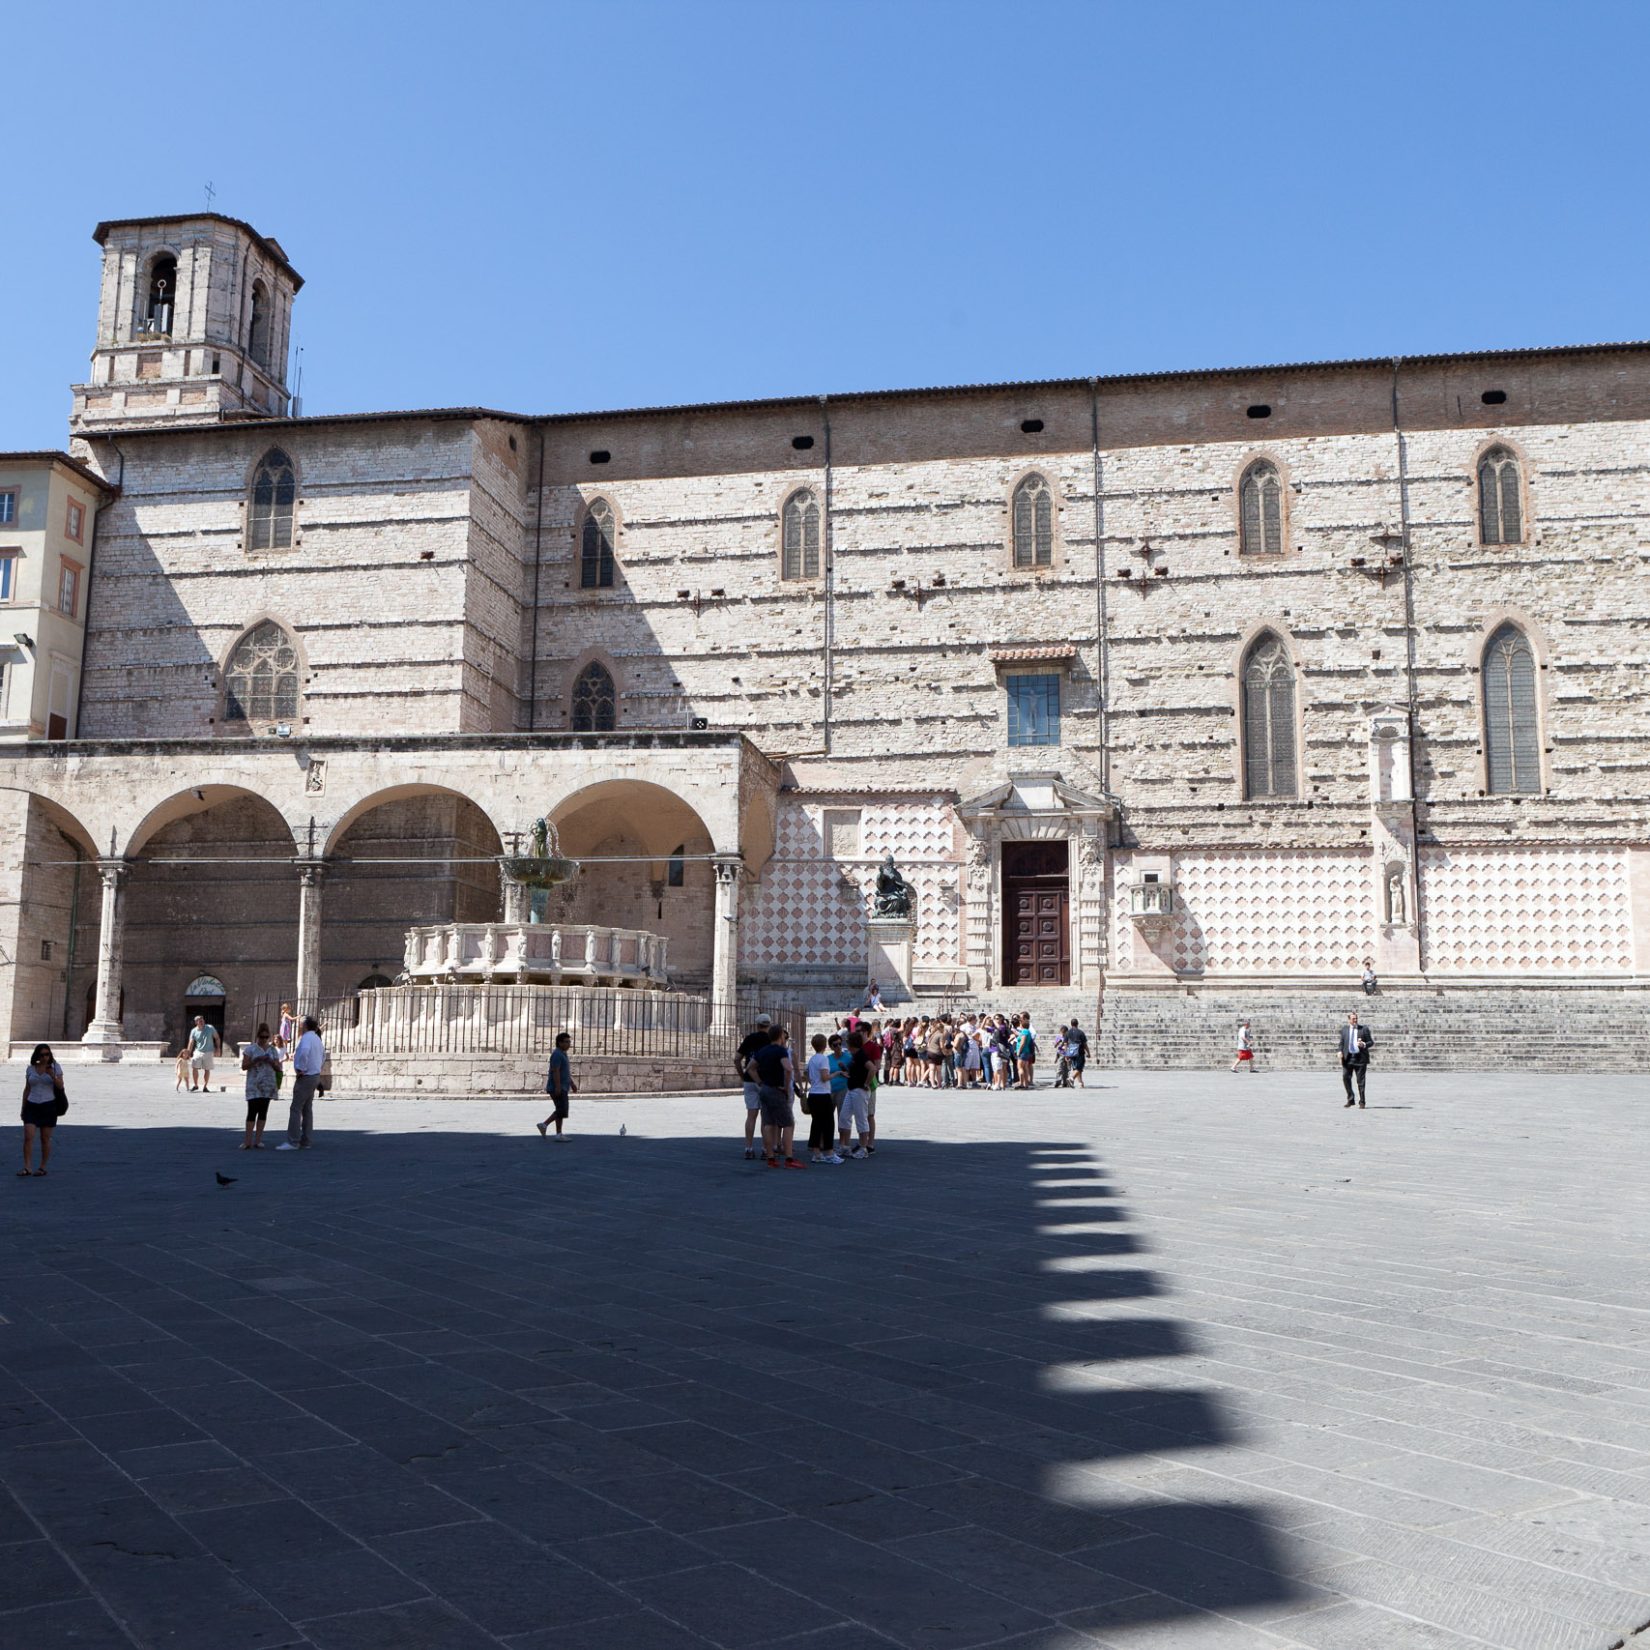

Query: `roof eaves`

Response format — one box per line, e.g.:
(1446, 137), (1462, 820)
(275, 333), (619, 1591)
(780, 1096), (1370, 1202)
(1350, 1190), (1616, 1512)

(0, 451), (116, 494)
(92, 213), (305, 290)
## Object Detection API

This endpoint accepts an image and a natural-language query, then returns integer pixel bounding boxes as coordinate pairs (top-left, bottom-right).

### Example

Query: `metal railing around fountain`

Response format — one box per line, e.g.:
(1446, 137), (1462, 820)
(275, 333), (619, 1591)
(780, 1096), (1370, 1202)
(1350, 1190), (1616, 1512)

(252, 985), (807, 1066)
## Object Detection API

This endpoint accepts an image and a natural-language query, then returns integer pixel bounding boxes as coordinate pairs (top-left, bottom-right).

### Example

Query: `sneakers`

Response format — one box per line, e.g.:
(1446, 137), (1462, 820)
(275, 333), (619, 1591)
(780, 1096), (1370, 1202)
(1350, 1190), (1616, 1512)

(765, 1155), (781, 1169)
(276, 1142), (300, 1150)
(823, 1152), (844, 1165)
(849, 1145), (868, 1160)
(783, 1157), (806, 1170)
(536, 1121), (548, 1136)
(744, 1146), (756, 1160)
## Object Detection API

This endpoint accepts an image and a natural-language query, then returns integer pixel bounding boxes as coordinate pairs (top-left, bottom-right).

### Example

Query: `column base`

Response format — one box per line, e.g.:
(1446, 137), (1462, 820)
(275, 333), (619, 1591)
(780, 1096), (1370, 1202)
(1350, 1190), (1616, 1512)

(80, 1021), (129, 1061)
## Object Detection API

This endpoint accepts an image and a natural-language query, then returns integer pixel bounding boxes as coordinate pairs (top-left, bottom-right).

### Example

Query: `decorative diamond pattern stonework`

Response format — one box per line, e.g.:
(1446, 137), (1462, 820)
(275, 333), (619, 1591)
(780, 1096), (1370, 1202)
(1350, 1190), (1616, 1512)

(744, 800), (960, 968)
(1419, 847), (1633, 974)
(1112, 850), (1373, 975)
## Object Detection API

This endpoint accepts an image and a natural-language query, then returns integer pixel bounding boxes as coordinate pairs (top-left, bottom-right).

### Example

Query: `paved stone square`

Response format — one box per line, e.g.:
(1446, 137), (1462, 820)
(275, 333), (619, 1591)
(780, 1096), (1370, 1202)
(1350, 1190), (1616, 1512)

(0, 1063), (1648, 1649)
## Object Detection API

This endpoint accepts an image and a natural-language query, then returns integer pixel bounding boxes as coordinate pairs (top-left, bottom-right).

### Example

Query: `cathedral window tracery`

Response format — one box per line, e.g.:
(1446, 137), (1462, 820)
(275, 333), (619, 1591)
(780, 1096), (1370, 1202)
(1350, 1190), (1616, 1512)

(1482, 622), (1540, 794)
(1238, 459), (1284, 555)
(1011, 473), (1054, 567)
(1477, 446), (1524, 545)
(571, 661), (617, 731)
(781, 488), (821, 580)
(580, 498), (616, 588)
(223, 621), (301, 729)
(1241, 631), (1297, 798)
(247, 449), (297, 551)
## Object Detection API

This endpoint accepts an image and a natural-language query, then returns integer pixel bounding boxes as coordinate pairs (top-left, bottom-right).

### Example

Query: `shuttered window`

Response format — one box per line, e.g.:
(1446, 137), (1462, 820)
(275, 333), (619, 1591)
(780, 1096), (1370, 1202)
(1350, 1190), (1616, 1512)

(1239, 461), (1283, 555)
(1478, 448), (1523, 545)
(571, 661), (616, 731)
(1483, 623), (1540, 793)
(248, 449), (296, 551)
(1241, 634), (1297, 797)
(580, 499), (615, 588)
(1012, 474), (1053, 567)
(781, 489), (821, 580)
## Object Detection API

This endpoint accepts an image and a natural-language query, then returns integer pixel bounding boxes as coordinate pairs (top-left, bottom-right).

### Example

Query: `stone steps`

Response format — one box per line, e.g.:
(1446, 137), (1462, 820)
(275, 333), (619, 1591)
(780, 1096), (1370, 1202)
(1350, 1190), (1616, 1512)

(1096, 985), (1650, 1072)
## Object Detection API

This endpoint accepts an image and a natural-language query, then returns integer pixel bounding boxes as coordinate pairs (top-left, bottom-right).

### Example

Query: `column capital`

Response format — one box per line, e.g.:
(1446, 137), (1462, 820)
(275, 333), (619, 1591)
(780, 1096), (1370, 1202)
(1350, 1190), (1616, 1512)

(712, 856), (743, 887)
(95, 857), (130, 889)
(295, 858), (328, 887)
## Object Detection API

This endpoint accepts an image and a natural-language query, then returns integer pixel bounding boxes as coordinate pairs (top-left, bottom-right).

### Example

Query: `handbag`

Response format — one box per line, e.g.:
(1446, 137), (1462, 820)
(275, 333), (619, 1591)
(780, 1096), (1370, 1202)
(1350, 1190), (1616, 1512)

(51, 1077), (68, 1117)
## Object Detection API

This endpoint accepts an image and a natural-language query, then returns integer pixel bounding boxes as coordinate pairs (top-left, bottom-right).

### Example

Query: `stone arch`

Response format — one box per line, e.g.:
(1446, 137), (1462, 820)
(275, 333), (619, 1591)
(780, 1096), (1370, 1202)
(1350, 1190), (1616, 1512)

(549, 779), (723, 989)
(124, 783), (302, 860)
(322, 781), (506, 859)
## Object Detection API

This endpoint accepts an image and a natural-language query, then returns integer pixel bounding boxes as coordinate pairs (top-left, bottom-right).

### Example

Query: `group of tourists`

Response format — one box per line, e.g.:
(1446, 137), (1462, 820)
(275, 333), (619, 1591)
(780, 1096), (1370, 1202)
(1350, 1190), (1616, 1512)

(736, 1015), (877, 1168)
(835, 1006), (1089, 1092)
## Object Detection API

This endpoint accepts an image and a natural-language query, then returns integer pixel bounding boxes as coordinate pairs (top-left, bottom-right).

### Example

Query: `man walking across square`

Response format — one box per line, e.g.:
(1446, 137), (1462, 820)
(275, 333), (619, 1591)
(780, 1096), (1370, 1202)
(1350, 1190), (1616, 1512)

(1339, 1011), (1373, 1107)
(278, 1016), (324, 1150)
(186, 1015), (221, 1093)
(537, 1032), (577, 1137)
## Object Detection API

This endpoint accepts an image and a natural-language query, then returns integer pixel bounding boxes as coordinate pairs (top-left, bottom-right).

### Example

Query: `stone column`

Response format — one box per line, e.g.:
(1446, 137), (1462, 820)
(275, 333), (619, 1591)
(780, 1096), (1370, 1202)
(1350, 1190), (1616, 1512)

(962, 832), (994, 990)
(295, 860), (326, 1014)
(81, 858), (130, 1056)
(711, 857), (742, 1024)
(498, 860), (530, 925)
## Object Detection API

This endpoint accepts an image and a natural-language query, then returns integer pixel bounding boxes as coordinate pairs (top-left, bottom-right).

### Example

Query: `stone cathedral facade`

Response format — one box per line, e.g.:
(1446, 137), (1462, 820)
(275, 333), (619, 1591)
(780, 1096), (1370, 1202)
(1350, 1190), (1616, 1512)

(0, 211), (1645, 1067)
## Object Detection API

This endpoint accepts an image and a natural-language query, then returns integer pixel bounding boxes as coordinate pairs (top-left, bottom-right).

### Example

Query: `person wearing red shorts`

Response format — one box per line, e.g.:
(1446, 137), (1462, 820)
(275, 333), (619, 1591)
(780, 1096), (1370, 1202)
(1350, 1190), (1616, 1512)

(1232, 1020), (1254, 1073)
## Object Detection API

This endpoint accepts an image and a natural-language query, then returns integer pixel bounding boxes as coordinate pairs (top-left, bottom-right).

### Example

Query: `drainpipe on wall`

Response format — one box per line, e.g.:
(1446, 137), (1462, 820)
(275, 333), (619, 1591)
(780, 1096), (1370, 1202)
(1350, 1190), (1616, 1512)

(526, 421), (547, 730)
(820, 395), (834, 756)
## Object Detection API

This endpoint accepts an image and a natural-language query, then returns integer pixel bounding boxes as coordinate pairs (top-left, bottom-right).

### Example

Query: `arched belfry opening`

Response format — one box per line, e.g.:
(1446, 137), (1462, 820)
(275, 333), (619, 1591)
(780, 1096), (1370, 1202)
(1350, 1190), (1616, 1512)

(248, 280), (271, 372)
(143, 254), (176, 334)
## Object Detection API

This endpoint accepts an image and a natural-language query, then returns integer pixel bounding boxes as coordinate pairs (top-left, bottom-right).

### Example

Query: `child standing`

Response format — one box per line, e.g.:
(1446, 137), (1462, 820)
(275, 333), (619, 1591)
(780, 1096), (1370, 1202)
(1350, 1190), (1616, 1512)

(805, 1034), (842, 1162)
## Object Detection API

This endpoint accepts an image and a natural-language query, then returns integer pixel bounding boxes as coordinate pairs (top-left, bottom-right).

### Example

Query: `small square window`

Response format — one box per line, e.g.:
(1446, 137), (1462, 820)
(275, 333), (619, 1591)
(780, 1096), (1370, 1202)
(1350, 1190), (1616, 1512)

(0, 491), (16, 526)
(58, 560), (81, 619)
(65, 498), (84, 543)
(0, 552), (15, 602)
(1007, 674), (1060, 747)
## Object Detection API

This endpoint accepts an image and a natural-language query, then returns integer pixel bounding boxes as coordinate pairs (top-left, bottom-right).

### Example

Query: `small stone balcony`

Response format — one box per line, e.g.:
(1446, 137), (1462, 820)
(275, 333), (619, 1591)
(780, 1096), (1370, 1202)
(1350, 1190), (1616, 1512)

(403, 922), (670, 988)
(1126, 881), (1176, 925)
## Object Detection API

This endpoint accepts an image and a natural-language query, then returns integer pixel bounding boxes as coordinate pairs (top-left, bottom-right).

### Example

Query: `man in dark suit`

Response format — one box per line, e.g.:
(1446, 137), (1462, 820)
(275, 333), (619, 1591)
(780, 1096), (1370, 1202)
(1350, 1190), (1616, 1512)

(1339, 1012), (1373, 1107)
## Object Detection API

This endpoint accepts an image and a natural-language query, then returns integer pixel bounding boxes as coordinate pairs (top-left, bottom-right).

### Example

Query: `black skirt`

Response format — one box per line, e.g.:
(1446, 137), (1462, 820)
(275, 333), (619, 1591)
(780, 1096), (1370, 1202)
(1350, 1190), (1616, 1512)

(21, 1099), (58, 1128)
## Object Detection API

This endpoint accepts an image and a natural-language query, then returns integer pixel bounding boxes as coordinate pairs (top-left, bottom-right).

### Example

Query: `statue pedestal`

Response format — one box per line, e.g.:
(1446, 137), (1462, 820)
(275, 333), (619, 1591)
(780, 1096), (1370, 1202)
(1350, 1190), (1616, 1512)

(866, 917), (915, 1005)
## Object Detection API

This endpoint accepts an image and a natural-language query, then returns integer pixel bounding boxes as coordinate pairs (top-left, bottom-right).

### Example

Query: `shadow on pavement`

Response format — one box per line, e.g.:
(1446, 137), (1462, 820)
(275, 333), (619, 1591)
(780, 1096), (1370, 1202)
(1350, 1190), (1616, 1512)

(0, 1112), (1309, 1648)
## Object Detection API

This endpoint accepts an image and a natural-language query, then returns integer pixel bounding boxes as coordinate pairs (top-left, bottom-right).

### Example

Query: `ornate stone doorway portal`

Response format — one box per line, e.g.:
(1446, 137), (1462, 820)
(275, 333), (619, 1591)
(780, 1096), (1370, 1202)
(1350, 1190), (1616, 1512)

(1002, 841), (1070, 986)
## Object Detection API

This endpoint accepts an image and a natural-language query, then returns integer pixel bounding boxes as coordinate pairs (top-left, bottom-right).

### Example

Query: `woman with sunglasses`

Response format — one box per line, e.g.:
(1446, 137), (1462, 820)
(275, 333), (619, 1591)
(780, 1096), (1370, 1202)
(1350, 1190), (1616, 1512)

(20, 1044), (64, 1177)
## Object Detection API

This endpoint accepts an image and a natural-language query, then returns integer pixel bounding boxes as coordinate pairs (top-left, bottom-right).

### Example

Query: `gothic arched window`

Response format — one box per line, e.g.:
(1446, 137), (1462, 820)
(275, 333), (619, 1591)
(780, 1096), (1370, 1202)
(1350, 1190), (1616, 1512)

(1241, 632), (1297, 798)
(781, 489), (821, 580)
(1483, 622), (1540, 794)
(144, 254), (177, 334)
(1012, 473), (1054, 568)
(223, 621), (300, 729)
(248, 449), (296, 551)
(1478, 447), (1524, 545)
(571, 661), (616, 732)
(1239, 460), (1284, 555)
(580, 499), (615, 589)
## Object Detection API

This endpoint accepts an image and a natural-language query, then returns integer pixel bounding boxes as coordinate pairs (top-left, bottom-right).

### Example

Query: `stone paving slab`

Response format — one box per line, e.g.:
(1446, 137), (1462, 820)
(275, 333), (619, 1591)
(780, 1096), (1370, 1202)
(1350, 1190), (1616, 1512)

(0, 1063), (1647, 1647)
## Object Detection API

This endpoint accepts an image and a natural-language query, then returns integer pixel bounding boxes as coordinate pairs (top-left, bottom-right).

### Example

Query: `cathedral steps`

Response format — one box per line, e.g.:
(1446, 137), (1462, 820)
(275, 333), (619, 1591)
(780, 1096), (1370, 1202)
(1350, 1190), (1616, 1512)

(1095, 984), (1650, 1073)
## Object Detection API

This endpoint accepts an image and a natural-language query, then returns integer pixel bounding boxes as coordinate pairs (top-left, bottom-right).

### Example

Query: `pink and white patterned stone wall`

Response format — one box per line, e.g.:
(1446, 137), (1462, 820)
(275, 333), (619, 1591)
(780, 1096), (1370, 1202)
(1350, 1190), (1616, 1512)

(1419, 846), (1634, 974)
(743, 798), (961, 972)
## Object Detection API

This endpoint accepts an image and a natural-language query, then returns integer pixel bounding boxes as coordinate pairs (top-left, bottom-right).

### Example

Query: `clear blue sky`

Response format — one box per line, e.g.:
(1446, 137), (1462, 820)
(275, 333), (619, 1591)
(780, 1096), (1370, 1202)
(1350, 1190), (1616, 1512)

(4, 0), (1645, 447)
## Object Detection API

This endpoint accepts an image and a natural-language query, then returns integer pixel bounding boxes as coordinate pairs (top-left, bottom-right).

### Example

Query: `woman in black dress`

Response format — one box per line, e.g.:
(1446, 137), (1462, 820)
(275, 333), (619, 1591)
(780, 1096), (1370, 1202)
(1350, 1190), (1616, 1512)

(20, 1043), (64, 1177)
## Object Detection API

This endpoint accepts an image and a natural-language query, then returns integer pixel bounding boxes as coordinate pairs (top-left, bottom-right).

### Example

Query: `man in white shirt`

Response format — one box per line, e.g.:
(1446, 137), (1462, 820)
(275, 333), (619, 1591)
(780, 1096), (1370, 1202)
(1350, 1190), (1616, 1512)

(279, 1016), (325, 1149)
(1338, 1012), (1372, 1108)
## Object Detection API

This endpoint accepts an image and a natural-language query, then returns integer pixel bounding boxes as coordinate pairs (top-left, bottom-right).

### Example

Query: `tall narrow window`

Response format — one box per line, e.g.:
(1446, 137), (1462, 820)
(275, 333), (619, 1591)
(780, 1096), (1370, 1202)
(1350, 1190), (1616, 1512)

(1483, 622), (1539, 794)
(781, 489), (820, 580)
(1006, 673), (1060, 747)
(571, 661), (616, 731)
(223, 621), (301, 728)
(248, 280), (270, 371)
(580, 499), (615, 589)
(1239, 460), (1283, 555)
(1478, 447), (1523, 545)
(1011, 473), (1053, 568)
(667, 844), (685, 887)
(1241, 633), (1297, 797)
(248, 450), (296, 551)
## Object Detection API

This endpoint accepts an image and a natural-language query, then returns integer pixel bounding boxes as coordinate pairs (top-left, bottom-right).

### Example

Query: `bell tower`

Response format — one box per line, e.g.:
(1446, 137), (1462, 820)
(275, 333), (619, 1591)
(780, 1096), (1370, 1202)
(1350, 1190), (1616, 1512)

(70, 213), (303, 433)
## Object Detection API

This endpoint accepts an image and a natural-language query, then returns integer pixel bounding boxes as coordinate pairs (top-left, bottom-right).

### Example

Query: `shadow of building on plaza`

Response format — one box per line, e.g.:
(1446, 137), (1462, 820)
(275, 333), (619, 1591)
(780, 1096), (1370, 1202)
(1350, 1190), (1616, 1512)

(0, 1117), (1310, 1646)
